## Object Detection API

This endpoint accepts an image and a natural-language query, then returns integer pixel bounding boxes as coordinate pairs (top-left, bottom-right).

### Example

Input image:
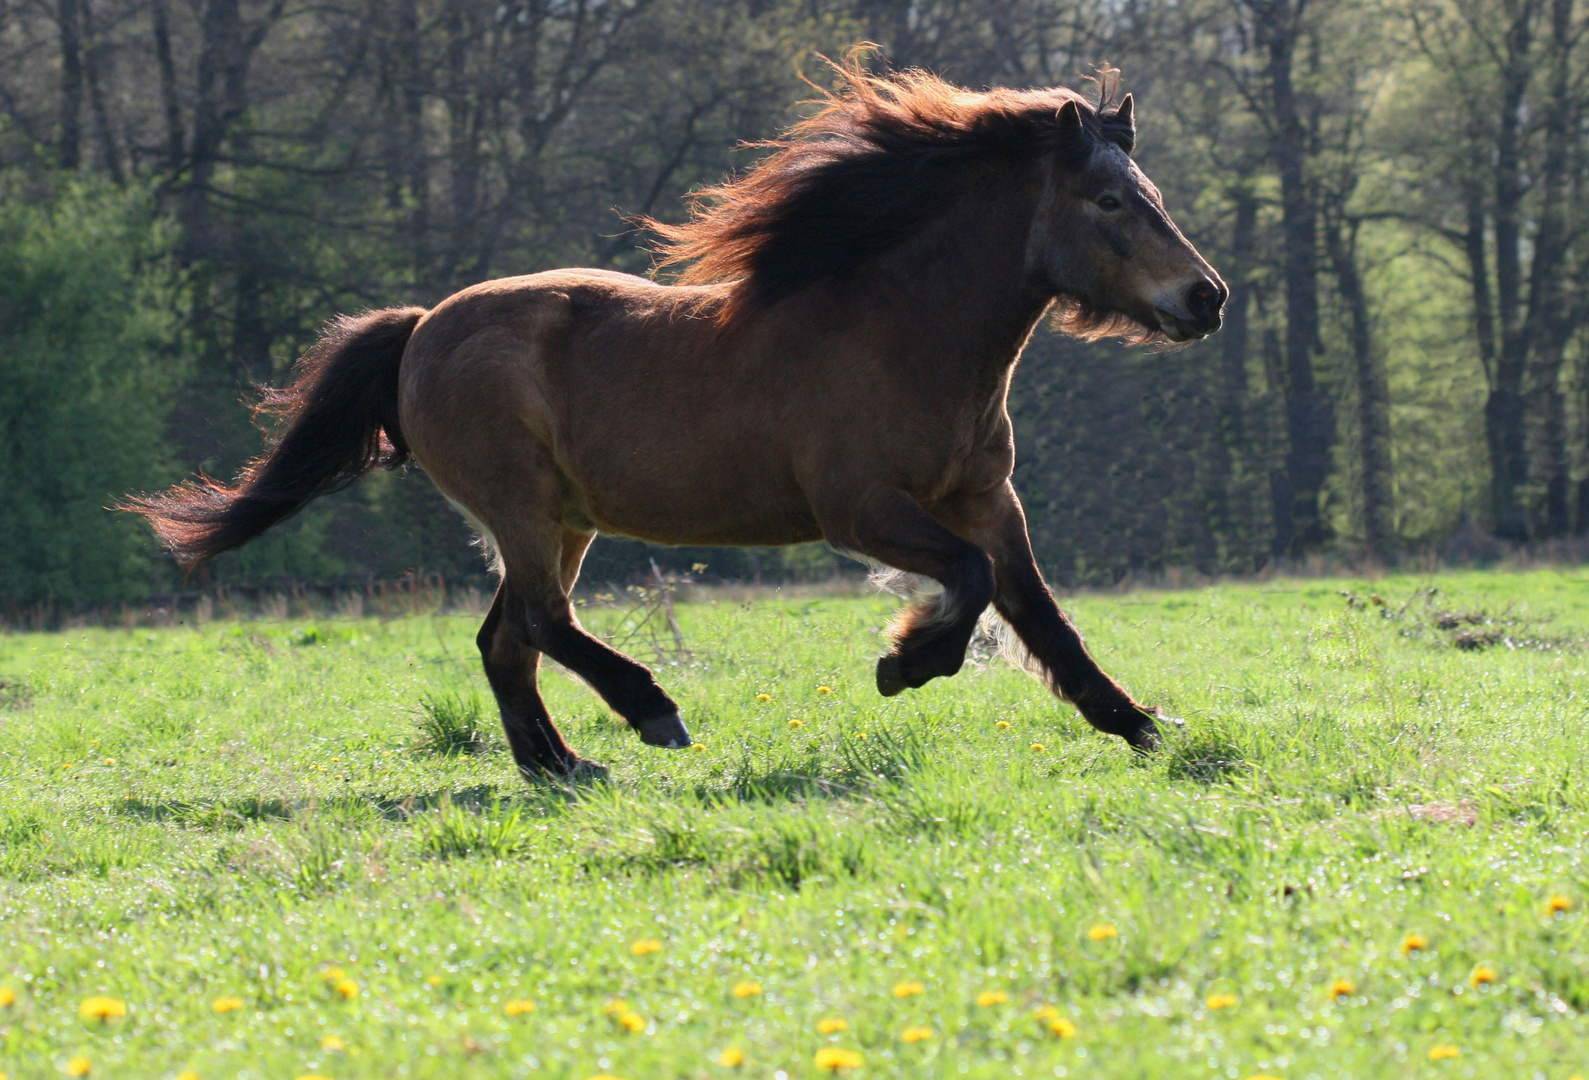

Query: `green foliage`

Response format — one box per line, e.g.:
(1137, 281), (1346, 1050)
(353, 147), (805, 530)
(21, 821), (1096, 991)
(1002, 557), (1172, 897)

(0, 182), (183, 605)
(1, 575), (1588, 1075)
(413, 687), (494, 757)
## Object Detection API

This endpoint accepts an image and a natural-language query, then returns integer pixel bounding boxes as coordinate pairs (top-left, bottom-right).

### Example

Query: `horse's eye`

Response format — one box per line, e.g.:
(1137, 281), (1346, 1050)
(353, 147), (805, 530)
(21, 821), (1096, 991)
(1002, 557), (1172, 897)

(1096, 195), (1123, 212)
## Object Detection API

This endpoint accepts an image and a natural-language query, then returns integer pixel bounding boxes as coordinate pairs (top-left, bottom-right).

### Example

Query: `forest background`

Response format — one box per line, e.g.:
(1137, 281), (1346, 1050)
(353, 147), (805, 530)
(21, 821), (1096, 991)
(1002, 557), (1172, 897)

(2, 0), (1587, 609)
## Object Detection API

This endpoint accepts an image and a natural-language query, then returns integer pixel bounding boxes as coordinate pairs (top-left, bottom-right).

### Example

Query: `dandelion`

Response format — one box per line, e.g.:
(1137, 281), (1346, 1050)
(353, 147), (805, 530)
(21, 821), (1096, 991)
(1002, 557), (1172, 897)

(817, 686), (833, 694)
(1247, 1075), (1285, 1080)
(602, 998), (630, 1016)
(977, 989), (1009, 1007)
(788, 718), (805, 728)
(1428, 1044), (1460, 1061)
(631, 939), (662, 956)
(212, 995), (244, 1013)
(0, 986), (14, 1007)
(854, 732), (868, 740)
(64, 1057), (91, 1077)
(332, 977), (359, 999)
(716, 1047), (746, 1067)
(901, 1025), (934, 1043)
(318, 966), (346, 982)
(996, 720), (1011, 729)
(818, 1016), (848, 1034)
(176, 1072), (200, 1080)
(295, 1075), (333, 1080)
(1328, 978), (1355, 999)
(103, 758), (114, 765)
(78, 997), (126, 1022)
(756, 693), (772, 702)
(1548, 894), (1573, 914)
(425, 975), (443, 987)
(587, 1075), (629, 1080)
(321, 1035), (346, 1051)
(1469, 966), (1497, 988)
(617, 1010), (646, 1033)
(1045, 1016), (1078, 1038)
(504, 1000), (537, 1016)
(1206, 993), (1238, 1011)
(892, 980), (924, 998)
(1030, 742), (1046, 752)
(1400, 932), (1428, 956)
(1087, 924), (1117, 941)
(814, 1047), (864, 1071)
(732, 981), (762, 998)
(693, 743), (708, 751)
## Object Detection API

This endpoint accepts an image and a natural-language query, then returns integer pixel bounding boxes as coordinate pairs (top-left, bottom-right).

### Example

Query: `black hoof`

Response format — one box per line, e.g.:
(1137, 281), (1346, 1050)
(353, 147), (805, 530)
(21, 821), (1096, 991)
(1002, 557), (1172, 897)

(634, 711), (693, 749)
(1124, 708), (1180, 754)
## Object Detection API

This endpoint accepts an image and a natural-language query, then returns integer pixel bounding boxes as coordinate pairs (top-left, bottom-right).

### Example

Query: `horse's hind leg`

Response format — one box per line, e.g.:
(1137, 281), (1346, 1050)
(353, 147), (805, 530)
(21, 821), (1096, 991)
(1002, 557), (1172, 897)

(477, 584), (593, 778)
(823, 488), (996, 696)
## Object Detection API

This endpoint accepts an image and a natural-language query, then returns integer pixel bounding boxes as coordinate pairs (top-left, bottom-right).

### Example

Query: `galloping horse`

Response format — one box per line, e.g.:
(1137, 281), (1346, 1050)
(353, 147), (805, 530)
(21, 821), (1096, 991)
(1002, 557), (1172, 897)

(128, 61), (1225, 780)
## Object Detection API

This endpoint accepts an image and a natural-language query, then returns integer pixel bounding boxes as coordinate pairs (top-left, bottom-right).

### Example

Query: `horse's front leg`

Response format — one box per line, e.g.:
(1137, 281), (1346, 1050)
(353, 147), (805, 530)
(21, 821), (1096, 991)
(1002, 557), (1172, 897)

(821, 487), (996, 696)
(935, 481), (1166, 751)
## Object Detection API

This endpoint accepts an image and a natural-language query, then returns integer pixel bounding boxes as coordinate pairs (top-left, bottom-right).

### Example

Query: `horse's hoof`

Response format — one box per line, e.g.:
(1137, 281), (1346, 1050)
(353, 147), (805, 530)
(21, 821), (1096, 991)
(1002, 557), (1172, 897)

(566, 758), (610, 781)
(876, 654), (908, 697)
(635, 711), (693, 749)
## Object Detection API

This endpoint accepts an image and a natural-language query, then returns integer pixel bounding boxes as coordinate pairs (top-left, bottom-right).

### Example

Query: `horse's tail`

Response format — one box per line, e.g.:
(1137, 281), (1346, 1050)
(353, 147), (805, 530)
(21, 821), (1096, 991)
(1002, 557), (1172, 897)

(124, 306), (427, 570)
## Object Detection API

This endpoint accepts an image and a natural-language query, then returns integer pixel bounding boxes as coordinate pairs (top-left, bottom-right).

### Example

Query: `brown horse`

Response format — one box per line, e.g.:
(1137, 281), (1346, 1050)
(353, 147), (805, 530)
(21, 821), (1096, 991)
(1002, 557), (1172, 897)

(127, 62), (1225, 780)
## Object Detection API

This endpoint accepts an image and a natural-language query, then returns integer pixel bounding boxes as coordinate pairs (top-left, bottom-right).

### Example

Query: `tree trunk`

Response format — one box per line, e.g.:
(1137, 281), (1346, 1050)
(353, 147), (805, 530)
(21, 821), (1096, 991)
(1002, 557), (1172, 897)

(1325, 210), (1392, 556)
(1255, 0), (1331, 555)
(150, 0), (185, 176)
(57, 0), (83, 169)
(1486, 0), (1536, 539)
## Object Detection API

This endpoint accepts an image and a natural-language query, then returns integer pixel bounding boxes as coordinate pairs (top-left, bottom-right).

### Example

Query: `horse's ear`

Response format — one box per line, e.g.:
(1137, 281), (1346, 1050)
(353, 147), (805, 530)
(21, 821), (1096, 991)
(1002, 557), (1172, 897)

(1057, 99), (1084, 131)
(1104, 93), (1135, 154)
(1054, 98), (1092, 161)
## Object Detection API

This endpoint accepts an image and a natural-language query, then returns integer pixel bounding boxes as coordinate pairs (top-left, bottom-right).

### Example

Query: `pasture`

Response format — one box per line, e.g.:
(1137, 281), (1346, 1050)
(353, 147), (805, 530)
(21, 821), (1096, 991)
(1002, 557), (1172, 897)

(1, 569), (1587, 1079)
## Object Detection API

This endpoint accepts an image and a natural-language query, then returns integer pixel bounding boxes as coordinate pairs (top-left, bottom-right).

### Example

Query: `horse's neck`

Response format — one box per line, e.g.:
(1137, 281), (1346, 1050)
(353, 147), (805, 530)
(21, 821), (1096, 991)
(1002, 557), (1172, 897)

(869, 176), (1052, 384)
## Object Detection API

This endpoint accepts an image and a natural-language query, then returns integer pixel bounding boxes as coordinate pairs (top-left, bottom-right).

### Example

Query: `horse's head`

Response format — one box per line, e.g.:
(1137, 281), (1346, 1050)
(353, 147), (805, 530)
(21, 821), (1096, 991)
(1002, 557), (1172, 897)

(1032, 96), (1225, 343)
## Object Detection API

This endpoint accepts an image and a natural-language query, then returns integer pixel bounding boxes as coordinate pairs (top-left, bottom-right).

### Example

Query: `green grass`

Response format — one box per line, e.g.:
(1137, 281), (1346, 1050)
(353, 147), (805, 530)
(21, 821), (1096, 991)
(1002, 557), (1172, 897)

(2, 569), (1588, 1079)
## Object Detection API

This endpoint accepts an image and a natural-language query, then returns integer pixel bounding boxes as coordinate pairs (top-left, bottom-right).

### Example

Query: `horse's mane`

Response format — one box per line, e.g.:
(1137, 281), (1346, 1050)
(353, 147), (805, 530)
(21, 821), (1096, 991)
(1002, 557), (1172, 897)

(644, 53), (1136, 328)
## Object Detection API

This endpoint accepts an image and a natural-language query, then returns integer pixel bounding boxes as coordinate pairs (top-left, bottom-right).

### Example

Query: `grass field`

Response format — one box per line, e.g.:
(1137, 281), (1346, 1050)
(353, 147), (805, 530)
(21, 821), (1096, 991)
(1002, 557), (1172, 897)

(2, 569), (1588, 1079)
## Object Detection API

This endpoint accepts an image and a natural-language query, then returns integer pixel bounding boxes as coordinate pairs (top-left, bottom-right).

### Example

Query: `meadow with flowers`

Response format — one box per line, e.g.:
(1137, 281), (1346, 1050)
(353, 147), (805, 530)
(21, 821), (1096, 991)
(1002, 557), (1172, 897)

(1, 568), (1587, 1078)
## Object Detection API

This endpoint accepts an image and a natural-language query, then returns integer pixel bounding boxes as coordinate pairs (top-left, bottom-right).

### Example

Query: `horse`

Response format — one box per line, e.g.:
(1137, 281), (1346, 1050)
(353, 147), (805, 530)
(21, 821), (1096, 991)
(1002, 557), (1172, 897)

(126, 60), (1226, 781)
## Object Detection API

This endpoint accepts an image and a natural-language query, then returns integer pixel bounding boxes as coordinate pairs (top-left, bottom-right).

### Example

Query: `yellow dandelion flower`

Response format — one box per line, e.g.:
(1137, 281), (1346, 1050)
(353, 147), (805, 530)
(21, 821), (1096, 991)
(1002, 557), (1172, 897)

(1246, 1075), (1285, 1080)
(1548, 894), (1573, 914)
(813, 1047), (864, 1071)
(425, 975), (443, 986)
(818, 1016), (848, 1034)
(854, 732), (868, 740)
(64, 1057), (91, 1077)
(1469, 966), (1497, 988)
(892, 980), (925, 998)
(332, 977), (359, 999)
(295, 1075), (333, 1080)
(1046, 1016), (1078, 1038)
(1087, 923), (1117, 941)
(732, 981), (762, 998)
(504, 999), (536, 1016)
(0, 986), (14, 1007)
(1206, 993), (1238, 1011)
(1328, 978), (1355, 999)
(176, 1072), (200, 1080)
(602, 998), (630, 1016)
(901, 1025), (934, 1043)
(817, 686), (833, 694)
(103, 758), (114, 765)
(693, 742), (708, 751)
(977, 989), (1009, 1007)
(1400, 932), (1428, 956)
(1030, 742), (1046, 752)
(996, 720), (1011, 728)
(788, 718), (805, 728)
(716, 1047), (746, 1067)
(586, 1075), (629, 1080)
(78, 996), (126, 1022)
(631, 938), (662, 956)
(212, 995), (244, 1013)
(756, 693), (772, 702)
(321, 1035), (346, 1051)
(1428, 1044), (1460, 1061)
(318, 966), (346, 982)
(617, 1009), (646, 1033)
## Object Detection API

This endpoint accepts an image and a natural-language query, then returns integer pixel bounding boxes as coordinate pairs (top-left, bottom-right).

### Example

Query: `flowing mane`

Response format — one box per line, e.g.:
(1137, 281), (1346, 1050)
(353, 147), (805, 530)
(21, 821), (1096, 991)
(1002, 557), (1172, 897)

(645, 57), (1137, 325)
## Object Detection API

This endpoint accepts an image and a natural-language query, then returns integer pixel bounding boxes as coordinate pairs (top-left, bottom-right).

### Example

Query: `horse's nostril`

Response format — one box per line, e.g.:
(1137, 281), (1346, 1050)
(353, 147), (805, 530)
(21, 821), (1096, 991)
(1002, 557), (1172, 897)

(1186, 280), (1224, 323)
